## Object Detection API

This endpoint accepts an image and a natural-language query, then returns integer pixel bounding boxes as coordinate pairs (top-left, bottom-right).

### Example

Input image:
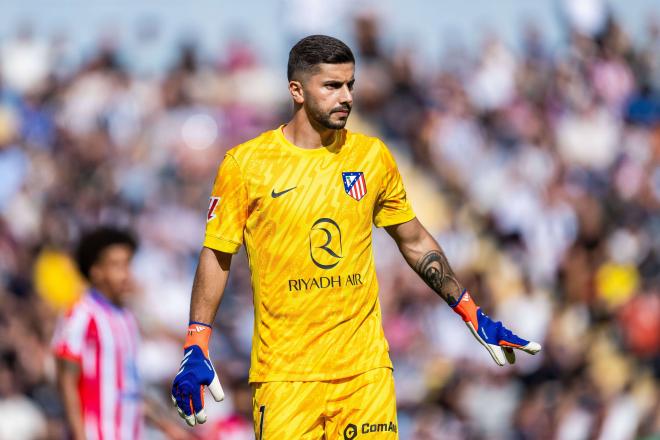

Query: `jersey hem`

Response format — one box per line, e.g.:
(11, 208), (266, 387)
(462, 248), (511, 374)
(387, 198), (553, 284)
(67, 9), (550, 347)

(203, 234), (241, 254)
(247, 362), (394, 384)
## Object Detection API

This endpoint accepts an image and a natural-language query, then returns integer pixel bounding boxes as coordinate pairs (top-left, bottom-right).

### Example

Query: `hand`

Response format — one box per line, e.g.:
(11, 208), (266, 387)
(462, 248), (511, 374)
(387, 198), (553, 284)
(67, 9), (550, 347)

(171, 323), (225, 426)
(450, 290), (542, 366)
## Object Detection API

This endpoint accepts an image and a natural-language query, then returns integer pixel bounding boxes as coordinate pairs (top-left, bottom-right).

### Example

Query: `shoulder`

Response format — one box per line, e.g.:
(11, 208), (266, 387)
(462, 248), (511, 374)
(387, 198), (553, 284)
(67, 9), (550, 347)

(52, 296), (96, 347)
(345, 130), (393, 163)
(226, 128), (278, 163)
(345, 130), (386, 150)
(61, 296), (93, 323)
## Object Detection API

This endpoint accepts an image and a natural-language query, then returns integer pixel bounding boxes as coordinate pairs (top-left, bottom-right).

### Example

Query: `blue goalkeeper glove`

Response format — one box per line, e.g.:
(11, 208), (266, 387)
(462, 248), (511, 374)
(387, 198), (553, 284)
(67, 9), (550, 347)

(450, 290), (542, 365)
(171, 322), (224, 426)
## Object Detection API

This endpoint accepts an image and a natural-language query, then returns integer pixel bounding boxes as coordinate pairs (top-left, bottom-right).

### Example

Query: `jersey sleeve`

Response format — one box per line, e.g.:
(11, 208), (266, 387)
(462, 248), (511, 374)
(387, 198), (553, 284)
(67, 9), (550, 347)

(373, 141), (416, 228)
(203, 153), (248, 253)
(51, 306), (91, 364)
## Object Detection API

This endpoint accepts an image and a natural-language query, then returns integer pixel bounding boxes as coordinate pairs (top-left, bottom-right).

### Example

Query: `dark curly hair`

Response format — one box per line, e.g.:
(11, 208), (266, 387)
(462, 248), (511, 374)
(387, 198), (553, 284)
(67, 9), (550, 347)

(75, 227), (137, 280)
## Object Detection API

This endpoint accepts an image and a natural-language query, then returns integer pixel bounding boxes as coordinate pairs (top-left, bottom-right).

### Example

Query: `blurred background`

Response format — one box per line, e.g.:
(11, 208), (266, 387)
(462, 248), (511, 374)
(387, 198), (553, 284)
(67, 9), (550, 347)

(0, 0), (659, 438)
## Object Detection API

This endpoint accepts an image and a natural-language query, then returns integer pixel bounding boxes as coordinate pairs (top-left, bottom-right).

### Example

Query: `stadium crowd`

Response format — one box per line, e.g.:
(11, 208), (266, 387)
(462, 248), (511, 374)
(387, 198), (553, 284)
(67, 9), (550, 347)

(0, 5), (659, 440)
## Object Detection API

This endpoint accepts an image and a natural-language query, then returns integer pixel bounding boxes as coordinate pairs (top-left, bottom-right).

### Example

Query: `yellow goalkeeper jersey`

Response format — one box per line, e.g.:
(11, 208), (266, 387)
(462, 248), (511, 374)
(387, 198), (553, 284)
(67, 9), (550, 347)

(203, 125), (415, 382)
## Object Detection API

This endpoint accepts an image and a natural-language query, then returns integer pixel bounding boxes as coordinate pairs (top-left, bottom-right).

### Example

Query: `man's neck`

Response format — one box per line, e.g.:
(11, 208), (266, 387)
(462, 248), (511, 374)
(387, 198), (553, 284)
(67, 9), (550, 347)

(283, 111), (337, 149)
(90, 287), (123, 308)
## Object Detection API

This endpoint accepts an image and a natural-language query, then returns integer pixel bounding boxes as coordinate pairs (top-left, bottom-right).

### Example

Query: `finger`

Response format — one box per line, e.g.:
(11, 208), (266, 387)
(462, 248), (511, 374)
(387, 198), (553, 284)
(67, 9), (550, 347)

(520, 341), (542, 355)
(174, 387), (197, 426)
(487, 344), (506, 366)
(465, 322), (505, 366)
(174, 389), (190, 417)
(171, 382), (181, 409)
(195, 408), (207, 425)
(198, 385), (206, 424)
(208, 374), (225, 402)
(503, 347), (516, 364)
(171, 393), (185, 418)
(184, 413), (196, 427)
(191, 386), (206, 424)
(175, 405), (186, 420)
(184, 397), (196, 427)
(171, 394), (187, 421)
(499, 340), (542, 355)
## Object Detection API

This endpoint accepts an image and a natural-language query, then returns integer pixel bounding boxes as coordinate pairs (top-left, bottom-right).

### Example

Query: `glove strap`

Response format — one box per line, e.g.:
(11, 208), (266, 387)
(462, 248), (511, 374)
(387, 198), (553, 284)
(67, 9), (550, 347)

(449, 289), (480, 327)
(184, 321), (212, 356)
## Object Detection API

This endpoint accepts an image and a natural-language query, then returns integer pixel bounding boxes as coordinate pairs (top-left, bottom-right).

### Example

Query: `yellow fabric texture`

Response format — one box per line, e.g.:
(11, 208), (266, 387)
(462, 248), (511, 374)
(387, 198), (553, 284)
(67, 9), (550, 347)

(251, 367), (398, 439)
(203, 126), (415, 382)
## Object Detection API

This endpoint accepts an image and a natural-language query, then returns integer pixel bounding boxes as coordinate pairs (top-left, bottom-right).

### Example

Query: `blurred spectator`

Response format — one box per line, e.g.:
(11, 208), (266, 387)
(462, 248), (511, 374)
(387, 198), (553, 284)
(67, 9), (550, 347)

(51, 228), (189, 440)
(0, 23), (51, 95)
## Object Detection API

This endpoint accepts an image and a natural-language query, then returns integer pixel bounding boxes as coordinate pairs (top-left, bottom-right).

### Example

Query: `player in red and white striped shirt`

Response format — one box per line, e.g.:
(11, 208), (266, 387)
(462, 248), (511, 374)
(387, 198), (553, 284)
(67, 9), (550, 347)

(53, 227), (143, 440)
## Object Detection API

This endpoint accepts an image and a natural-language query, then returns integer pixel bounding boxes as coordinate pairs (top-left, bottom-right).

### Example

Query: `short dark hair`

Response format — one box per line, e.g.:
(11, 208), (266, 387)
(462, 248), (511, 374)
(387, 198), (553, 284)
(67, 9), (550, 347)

(75, 227), (137, 280)
(287, 35), (355, 81)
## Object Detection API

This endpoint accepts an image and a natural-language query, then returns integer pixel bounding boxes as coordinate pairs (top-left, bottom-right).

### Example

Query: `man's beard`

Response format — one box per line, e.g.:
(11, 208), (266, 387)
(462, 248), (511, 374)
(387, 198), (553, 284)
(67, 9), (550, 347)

(308, 102), (351, 130)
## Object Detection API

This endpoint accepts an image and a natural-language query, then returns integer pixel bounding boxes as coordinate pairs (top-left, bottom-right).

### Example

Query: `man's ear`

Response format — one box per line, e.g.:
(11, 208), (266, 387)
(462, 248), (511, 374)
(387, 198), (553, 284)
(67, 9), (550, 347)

(289, 80), (304, 105)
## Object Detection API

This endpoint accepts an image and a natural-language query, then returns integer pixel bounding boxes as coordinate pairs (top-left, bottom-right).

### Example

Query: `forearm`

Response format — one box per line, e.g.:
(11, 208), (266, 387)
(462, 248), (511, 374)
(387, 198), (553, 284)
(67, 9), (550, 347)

(189, 247), (232, 325)
(388, 218), (541, 365)
(56, 359), (86, 440)
(388, 219), (464, 305)
(173, 249), (229, 426)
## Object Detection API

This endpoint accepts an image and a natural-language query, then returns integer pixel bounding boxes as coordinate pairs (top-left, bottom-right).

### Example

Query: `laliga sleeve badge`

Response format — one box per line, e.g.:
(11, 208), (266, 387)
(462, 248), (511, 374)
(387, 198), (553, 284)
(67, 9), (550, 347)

(207, 197), (220, 222)
(342, 172), (367, 201)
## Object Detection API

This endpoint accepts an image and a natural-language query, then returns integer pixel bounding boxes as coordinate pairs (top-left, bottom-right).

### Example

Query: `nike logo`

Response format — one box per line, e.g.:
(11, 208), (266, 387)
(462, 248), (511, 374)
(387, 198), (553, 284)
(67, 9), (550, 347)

(271, 186), (297, 198)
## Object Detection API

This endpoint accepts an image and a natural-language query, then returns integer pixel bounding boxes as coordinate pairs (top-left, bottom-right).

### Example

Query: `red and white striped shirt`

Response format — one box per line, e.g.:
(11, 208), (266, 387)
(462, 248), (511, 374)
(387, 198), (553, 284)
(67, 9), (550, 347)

(52, 290), (143, 440)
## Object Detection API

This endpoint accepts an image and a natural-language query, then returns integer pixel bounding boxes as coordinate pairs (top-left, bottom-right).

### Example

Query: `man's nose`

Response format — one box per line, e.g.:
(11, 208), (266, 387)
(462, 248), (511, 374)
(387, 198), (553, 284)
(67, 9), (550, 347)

(340, 85), (353, 105)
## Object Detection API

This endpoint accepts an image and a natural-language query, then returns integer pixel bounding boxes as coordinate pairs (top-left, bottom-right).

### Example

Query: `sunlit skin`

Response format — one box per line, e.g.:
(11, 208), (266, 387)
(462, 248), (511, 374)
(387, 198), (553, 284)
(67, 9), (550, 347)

(88, 244), (135, 307)
(283, 62), (355, 149)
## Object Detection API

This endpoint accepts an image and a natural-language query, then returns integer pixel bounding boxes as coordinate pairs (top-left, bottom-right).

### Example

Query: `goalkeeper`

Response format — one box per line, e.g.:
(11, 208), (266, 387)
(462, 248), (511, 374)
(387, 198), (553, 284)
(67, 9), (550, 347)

(172, 34), (541, 439)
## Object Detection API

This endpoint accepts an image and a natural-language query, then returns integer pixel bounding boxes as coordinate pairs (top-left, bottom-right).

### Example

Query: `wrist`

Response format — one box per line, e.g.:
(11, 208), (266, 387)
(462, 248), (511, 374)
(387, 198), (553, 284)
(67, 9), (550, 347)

(184, 321), (212, 356)
(449, 289), (479, 325)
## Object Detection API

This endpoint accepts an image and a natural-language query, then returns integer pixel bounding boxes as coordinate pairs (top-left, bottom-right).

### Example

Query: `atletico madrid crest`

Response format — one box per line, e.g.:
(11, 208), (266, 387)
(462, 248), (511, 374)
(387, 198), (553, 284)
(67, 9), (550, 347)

(342, 172), (367, 201)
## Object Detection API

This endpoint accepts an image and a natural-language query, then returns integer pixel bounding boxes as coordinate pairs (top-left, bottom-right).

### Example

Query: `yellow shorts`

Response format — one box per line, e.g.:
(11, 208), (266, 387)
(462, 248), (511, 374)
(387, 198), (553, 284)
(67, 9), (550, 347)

(251, 367), (398, 439)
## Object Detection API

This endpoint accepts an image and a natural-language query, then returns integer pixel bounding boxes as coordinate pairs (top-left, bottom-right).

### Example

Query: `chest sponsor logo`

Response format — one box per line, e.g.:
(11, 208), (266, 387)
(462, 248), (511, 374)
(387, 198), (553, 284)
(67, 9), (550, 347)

(288, 273), (362, 292)
(290, 217), (362, 292)
(309, 218), (343, 269)
(342, 172), (367, 201)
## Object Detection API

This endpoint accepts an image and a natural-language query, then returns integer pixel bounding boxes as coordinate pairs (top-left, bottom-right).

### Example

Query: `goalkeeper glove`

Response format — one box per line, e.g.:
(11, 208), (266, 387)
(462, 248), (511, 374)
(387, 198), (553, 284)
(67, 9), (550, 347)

(171, 322), (224, 426)
(450, 290), (541, 365)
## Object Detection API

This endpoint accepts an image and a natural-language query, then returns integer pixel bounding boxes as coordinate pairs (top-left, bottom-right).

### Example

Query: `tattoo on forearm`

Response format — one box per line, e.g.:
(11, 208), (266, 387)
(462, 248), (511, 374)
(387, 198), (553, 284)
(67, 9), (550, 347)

(414, 250), (463, 305)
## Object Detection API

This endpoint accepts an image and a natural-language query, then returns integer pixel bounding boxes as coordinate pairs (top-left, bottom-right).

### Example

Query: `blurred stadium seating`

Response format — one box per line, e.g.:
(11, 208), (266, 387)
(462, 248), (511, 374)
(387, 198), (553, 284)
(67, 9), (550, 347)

(0, 1), (658, 439)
